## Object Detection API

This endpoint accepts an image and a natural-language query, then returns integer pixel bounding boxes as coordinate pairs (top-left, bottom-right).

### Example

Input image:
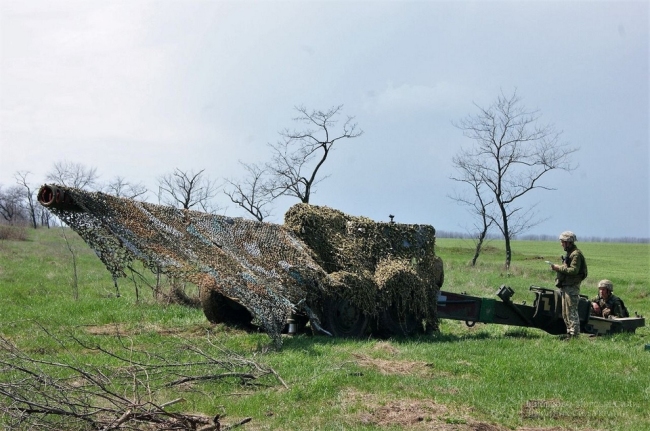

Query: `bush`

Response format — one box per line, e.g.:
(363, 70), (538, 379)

(0, 225), (28, 241)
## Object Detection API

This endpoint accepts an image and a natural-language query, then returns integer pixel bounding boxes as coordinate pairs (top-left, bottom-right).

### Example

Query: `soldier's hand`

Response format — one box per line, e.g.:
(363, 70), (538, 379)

(592, 303), (601, 315)
(603, 308), (611, 318)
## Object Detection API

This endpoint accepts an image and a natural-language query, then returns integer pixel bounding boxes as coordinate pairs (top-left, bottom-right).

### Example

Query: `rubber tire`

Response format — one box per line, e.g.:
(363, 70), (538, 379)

(321, 297), (369, 338)
(377, 304), (422, 338)
(200, 287), (253, 327)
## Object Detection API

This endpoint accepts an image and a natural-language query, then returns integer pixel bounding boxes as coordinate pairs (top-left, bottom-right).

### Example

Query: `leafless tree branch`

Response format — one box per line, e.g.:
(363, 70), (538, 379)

(0, 328), (283, 430)
(46, 161), (99, 190)
(14, 171), (38, 229)
(103, 176), (148, 200)
(0, 185), (28, 224)
(157, 169), (222, 213)
(264, 105), (363, 204)
(224, 162), (274, 221)
(451, 89), (578, 268)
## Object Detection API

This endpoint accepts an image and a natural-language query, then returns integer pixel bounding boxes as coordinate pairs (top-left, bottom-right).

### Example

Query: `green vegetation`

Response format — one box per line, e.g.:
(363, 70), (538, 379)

(438, 238), (649, 311)
(1, 227), (648, 430)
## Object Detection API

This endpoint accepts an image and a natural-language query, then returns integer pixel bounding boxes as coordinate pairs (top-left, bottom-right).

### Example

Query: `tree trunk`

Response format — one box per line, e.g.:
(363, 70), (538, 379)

(471, 228), (488, 266)
(500, 204), (512, 269)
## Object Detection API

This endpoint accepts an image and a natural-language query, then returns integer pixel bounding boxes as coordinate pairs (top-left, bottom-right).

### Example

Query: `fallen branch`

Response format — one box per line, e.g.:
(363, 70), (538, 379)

(0, 327), (280, 430)
(166, 373), (257, 387)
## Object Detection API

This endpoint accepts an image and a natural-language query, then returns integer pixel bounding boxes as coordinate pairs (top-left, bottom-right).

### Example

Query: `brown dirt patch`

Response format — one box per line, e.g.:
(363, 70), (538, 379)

(344, 388), (500, 430)
(357, 397), (448, 427)
(341, 389), (596, 431)
(84, 323), (130, 336)
(352, 353), (431, 376)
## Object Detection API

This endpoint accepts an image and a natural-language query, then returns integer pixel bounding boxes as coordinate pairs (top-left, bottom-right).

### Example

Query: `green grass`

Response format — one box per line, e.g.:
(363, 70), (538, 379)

(1, 228), (649, 430)
(436, 237), (649, 314)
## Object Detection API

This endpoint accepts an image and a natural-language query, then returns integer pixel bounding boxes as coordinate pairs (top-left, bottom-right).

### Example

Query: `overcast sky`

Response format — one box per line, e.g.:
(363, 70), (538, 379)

(1, 1), (648, 240)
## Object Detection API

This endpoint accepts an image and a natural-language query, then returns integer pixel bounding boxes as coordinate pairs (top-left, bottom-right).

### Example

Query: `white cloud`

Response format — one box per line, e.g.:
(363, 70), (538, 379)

(363, 81), (475, 116)
(0, 0), (647, 238)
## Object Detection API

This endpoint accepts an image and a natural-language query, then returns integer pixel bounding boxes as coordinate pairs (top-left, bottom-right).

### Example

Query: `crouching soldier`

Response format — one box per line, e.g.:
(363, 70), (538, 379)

(591, 279), (628, 318)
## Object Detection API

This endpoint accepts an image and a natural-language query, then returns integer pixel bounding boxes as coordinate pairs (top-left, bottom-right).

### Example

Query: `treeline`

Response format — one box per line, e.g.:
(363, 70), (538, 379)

(2, 191), (648, 245)
(0, 184), (54, 229)
(436, 230), (649, 244)
(2, 193), (648, 245)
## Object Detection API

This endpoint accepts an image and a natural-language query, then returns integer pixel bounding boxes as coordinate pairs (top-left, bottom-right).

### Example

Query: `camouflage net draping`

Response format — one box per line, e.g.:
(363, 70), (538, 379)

(39, 185), (443, 344)
(38, 185), (331, 346)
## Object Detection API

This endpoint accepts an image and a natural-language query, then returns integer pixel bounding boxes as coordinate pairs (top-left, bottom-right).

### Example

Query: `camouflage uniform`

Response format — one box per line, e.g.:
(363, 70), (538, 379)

(590, 294), (626, 318)
(555, 242), (586, 337)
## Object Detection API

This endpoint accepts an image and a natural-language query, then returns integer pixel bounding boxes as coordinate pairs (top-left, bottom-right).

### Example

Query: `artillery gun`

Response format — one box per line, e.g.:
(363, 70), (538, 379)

(37, 185), (443, 345)
(38, 184), (643, 342)
(437, 285), (645, 336)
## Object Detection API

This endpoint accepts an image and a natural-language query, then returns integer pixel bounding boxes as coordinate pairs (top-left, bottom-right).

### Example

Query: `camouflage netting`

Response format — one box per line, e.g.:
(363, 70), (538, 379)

(38, 185), (332, 346)
(39, 185), (443, 344)
(284, 204), (443, 330)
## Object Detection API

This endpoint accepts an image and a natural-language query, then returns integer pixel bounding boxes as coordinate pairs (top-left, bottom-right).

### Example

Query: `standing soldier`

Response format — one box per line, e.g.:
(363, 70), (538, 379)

(550, 231), (587, 339)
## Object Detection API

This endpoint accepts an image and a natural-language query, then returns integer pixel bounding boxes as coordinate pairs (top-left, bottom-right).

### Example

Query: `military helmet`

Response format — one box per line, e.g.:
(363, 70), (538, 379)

(598, 279), (614, 292)
(559, 231), (577, 242)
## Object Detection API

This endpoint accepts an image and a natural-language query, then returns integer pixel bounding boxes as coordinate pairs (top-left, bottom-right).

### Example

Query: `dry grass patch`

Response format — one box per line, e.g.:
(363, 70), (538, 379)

(349, 341), (453, 378)
(352, 353), (431, 376)
(372, 340), (401, 355)
(84, 323), (130, 336)
(341, 389), (598, 431)
(83, 322), (216, 337)
(0, 225), (28, 241)
(342, 388), (500, 431)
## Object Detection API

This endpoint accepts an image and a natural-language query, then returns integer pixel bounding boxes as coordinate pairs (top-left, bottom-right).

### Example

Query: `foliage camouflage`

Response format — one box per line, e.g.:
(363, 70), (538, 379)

(285, 204), (443, 331)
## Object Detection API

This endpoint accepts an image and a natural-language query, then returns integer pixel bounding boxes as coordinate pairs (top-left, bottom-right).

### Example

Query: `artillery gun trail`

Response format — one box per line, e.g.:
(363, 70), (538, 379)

(38, 184), (642, 343)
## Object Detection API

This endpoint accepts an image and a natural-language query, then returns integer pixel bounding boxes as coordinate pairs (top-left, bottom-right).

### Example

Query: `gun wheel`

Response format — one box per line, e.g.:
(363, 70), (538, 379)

(321, 297), (369, 338)
(377, 304), (422, 337)
(199, 286), (253, 328)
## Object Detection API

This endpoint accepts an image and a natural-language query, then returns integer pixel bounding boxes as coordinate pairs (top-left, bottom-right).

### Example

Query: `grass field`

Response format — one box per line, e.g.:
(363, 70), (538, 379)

(1, 227), (648, 430)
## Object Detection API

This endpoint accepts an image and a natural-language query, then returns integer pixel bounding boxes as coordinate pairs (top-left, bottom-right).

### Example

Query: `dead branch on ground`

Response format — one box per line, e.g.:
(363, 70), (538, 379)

(0, 328), (283, 430)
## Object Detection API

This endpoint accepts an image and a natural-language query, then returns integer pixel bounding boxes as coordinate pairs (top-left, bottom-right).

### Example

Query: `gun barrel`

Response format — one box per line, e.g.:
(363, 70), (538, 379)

(37, 185), (83, 212)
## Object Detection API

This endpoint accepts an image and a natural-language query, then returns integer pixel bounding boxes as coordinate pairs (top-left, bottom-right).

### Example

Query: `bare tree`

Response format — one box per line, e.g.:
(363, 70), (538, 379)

(265, 105), (363, 204)
(224, 162), (274, 221)
(0, 185), (27, 224)
(14, 171), (38, 229)
(448, 169), (494, 266)
(46, 160), (99, 189)
(157, 168), (220, 212)
(104, 175), (148, 199)
(39, 205), (53, 228)
(452, 90), (578, 268)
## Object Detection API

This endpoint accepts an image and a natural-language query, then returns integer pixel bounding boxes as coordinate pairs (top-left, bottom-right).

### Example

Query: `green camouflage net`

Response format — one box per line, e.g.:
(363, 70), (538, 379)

(39, 186), (443, 344)
(38, 185), (331, 346)
(285, 204), (442, 330)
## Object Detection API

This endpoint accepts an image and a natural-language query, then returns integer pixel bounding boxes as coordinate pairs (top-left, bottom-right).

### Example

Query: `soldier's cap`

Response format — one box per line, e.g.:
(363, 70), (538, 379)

(559, 231), (577, 242)
(598, 279), (613, 292)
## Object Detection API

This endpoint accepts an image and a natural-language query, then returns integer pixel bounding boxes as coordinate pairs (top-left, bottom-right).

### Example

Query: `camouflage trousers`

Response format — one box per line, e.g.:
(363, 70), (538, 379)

(561, 285), (581, 336)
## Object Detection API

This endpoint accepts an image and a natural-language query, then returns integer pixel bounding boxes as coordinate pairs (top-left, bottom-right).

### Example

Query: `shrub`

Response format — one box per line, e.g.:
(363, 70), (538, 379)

(0, 225), (28, 241)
